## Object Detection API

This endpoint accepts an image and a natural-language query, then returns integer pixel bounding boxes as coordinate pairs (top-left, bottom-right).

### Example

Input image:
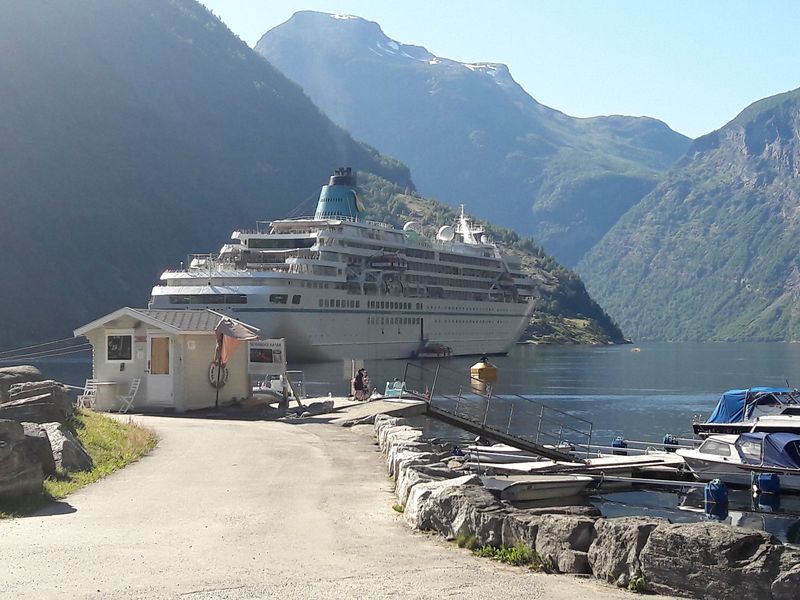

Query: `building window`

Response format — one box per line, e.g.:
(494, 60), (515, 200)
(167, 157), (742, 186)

(107, 334), (132, 361)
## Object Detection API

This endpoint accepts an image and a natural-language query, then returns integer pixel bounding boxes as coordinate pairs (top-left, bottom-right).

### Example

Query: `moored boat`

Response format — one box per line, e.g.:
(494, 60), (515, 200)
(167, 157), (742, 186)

(692, 387), (800, 436)
(677, 432), (800, 491)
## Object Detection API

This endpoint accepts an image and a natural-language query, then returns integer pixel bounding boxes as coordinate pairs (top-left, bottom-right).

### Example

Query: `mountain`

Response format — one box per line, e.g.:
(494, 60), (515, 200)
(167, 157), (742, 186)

(255, 11), (691, 266)
(0, 0), (410, 349)
(579, 87), (800, 341)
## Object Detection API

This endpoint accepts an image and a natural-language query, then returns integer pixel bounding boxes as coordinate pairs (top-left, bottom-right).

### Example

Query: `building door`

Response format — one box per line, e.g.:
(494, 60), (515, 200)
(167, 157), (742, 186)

(147, 335), (173, 405)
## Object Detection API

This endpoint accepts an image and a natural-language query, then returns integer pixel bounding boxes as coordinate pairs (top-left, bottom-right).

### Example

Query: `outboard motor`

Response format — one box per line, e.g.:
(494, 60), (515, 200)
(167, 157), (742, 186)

(612, 436), (628, 456)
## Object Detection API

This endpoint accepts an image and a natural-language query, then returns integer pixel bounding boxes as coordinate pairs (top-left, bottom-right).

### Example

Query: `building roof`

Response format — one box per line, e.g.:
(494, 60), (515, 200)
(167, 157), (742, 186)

(74, 307), (260, 337)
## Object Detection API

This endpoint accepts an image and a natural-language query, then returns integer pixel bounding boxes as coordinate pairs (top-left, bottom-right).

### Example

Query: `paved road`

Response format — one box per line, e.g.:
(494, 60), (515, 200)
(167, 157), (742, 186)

(0, 415), (674, 599)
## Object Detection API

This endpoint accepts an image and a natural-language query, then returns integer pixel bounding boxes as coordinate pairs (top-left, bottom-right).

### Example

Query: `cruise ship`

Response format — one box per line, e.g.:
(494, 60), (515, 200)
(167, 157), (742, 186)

(149, 168), (536, 361)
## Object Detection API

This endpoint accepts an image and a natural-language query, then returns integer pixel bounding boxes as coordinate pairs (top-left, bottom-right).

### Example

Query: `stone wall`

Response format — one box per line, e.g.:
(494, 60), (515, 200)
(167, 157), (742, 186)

(374, 414), (800, 600)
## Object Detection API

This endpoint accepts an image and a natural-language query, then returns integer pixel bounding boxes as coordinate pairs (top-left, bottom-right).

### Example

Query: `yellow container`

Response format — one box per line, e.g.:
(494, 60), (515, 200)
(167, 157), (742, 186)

(470, 358), (497, 382)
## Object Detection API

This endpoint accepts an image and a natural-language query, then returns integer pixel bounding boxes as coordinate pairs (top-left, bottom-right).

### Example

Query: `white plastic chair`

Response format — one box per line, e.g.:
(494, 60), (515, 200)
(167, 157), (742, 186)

(117, 378), (141, 413)
(77, 379), (98, 409)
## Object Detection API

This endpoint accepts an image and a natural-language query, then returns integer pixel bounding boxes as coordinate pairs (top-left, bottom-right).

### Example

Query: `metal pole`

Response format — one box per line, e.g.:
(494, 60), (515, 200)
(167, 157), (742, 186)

(536, 405), (544, 444)
(506, 404), (514, 435)
(430, 362), (440, 400)
(482, 395), (491, 427)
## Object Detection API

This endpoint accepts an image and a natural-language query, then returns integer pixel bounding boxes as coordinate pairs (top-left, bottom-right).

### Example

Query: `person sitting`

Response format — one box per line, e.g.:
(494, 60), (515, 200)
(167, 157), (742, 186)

(353, 368), (367, 401)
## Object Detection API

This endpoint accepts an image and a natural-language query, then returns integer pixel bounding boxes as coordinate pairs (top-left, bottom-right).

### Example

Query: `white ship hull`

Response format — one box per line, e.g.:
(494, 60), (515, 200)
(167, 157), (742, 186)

(152, 285), (533, 361)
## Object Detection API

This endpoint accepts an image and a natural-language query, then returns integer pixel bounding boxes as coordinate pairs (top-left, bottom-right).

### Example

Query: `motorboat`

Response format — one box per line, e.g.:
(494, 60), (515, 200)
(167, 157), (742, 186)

(481, 475), (594, 502)
(677, 432), (800, 491)
(693, 387), (800, 436)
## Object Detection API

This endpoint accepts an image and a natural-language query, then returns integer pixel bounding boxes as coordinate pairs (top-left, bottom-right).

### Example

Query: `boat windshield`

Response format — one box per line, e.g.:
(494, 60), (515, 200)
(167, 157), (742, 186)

(699, 439), (732, 457)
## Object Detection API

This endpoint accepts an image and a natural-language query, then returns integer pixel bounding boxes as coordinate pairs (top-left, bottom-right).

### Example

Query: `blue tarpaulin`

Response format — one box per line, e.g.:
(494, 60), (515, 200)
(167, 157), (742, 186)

(706, 387), (792, 424)
(738, 432), (800, 469)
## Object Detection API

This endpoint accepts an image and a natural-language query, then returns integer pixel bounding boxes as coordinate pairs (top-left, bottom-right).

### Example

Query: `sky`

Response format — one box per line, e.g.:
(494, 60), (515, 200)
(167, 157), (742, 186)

(199, 1), (800, 139)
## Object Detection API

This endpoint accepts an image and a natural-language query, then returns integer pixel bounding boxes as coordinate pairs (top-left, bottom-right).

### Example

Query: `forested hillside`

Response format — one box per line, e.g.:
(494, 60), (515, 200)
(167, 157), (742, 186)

(0, 0), (409, 348)
(580, 88), (800, 341)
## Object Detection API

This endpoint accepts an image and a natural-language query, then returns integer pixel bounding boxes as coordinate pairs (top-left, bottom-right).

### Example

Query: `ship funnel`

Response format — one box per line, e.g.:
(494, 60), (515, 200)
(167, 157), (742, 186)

(314, 167), (365, 220)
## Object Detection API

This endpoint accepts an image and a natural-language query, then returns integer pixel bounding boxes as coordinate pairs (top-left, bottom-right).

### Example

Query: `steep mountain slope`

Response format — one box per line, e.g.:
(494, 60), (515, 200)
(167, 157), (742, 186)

(579, 88), (800, 341)
(0, 0), (410, 348)
(256, 11), (691, 266)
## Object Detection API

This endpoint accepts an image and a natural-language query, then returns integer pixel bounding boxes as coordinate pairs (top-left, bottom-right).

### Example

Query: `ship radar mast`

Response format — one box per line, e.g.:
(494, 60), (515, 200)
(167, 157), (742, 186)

(455, 204), (484, 245)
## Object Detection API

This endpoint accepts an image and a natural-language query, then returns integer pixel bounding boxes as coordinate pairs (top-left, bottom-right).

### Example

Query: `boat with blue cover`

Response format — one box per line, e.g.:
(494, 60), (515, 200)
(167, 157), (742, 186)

(692, 387), (800, 436)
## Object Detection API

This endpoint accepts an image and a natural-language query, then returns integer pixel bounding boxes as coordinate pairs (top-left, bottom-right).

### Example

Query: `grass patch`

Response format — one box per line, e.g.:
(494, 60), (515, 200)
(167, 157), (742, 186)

(455, 532), (479, 550)
(627, 572), (647, 593)
(472, 540), (552, 571)
(0, 409), (157, 518)
(392, 503), (404, 513)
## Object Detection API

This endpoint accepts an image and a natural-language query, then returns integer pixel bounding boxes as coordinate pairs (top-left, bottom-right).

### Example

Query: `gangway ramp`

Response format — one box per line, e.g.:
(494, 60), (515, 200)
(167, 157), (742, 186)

(402, 362), (592, 464)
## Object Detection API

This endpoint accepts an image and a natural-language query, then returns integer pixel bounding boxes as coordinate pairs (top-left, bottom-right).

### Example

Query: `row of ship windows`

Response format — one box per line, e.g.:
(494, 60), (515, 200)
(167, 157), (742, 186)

(434, 319), (505, 325)
(368, 316), (422, 325)
(319, 298), (361, 309)
(367, 300), (420, 310)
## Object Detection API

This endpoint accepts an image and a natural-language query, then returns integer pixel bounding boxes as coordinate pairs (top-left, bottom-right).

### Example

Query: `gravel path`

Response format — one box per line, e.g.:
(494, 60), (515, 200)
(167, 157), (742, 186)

(0, 415), (676, 599)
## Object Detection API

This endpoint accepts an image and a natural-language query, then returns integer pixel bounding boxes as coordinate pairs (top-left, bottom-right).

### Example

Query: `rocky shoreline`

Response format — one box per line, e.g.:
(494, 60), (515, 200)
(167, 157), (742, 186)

(0, 367), (94, 501)
(374, 414), (800, 599)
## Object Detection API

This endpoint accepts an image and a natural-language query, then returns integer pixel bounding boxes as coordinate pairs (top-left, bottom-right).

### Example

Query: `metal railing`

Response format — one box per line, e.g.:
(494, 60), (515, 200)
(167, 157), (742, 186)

(402, 361), (594, 461)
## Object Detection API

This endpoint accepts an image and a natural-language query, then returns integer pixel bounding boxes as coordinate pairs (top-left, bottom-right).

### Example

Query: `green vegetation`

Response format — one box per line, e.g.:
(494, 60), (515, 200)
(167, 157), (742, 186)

(579, 86), (800, 341)
(627, 572), (647, 593)
(392, 503), (404, 513)
(0, 410), (157, 518)
(471, 540), (552, 571)
(359, 173), (627, 344)
(455, 532), (479, 550)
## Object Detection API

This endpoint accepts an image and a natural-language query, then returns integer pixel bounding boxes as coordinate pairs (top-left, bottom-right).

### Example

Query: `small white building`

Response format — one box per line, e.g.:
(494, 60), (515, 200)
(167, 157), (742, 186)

(74, 307), (257, 412)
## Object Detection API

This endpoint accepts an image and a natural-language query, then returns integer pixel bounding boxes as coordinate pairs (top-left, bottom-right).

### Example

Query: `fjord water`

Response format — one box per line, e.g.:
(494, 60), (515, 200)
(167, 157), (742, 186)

(296, 341), (800, 442)
(33, 342), (800, 442)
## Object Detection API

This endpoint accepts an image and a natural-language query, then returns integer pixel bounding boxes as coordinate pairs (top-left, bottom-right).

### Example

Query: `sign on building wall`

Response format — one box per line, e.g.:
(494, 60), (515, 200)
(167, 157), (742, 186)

(247, 338), (287, 376)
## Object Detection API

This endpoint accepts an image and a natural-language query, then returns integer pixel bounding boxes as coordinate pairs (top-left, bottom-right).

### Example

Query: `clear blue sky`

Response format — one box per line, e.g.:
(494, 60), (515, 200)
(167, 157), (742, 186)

(200, 0), (800, 138)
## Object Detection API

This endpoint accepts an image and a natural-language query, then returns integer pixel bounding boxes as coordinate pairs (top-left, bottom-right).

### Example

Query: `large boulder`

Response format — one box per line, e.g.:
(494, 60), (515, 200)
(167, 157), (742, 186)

(0, 366), (43, 401)
(404, 474), (481, 531)
(640, 522), (784, 598)
(771, 546), (800, 600)
(396, 464), (460, 506)
(535, 514), (597, 574)
(41, 422), (93, 472)
(10, 380), (73, 408)
(501, 511), (543, 549)
(0, 393), (70, 424)
(404, 476), (508, 546)
(0, 419), (44, 498)
(21, 422), (56, 477)
(588, 517), (666, 587)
